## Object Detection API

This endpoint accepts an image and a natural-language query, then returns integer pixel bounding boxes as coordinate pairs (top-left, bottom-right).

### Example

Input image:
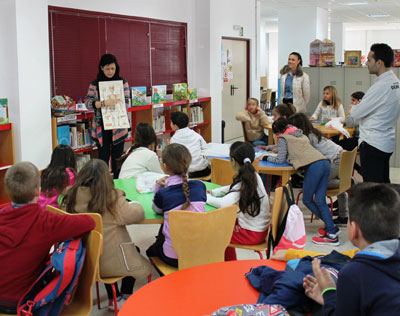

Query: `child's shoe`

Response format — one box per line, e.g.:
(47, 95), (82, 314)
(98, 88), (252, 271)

(107, 297), (126, 313)
(318, 225), (341, 237)
(312, 232), (339, 246)
(333, 216), (348, 226)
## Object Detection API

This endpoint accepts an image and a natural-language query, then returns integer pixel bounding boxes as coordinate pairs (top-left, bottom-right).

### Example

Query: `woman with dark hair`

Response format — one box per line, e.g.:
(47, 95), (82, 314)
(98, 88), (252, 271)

(280, 52), (310, 113)
(85, 54), (130, 178)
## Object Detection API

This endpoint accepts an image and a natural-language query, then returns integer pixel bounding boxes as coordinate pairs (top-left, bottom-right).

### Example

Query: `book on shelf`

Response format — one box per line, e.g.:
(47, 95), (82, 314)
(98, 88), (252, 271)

(152, 85), (167, 104)
(131, 86), (147, 106)
(0, 98), (8, 125)
(156, 133), (170, 152)
(172, 83), (188, 101)
(188, 88), (198, 101)
(153, 114), (166, 134)
(57, 124), (94, 149)
(76, 154), (91, 171)
(57, 125), (70, 145)
(189, 105), (204, 124)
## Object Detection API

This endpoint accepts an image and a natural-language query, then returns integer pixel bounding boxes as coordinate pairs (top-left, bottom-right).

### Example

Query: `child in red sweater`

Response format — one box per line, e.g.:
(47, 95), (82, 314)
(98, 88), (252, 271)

(0, 162), (95, 314)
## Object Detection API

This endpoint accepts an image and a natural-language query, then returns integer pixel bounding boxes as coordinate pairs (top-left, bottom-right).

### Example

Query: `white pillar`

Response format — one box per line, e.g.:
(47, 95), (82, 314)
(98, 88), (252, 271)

(278, 7), (328, 69)
(331, 22), (345, 63)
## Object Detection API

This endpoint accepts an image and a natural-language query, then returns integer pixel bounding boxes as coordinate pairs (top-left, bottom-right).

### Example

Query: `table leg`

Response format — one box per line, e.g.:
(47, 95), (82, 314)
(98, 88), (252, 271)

(281, 171), (290, 186)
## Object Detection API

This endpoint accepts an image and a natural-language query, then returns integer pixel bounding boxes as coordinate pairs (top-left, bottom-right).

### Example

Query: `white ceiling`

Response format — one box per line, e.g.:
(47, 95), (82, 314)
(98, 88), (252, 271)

(260, 0), (400, 30)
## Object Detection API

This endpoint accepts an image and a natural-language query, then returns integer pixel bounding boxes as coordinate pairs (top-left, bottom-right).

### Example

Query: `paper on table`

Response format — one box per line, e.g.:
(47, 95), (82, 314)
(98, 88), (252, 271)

(202, 142), (231, 158)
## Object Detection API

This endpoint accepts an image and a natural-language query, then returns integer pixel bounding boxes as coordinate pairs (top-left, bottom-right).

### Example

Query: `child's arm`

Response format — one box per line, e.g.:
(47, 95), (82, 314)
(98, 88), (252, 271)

(257, 108), (269, 126)
(207, 188), (240, 209)
(235, 110), (251, 122)
(262, 137), (288, 164)
(310, 102), (322, 120)
(337, 104), (345, 123)
(210, 185), (230, 197)
(114, 190), (145, 225)
(152, 190), (164, 214)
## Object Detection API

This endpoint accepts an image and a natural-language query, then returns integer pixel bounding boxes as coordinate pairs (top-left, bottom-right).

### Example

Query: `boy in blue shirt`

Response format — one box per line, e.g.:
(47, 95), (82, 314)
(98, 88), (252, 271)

(304, 183), (400, 316)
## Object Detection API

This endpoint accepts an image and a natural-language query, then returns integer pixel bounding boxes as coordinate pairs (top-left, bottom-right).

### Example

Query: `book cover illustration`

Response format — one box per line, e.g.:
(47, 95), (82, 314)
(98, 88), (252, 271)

(188, 88), (198, 101)
(131, 86), (147, 106)
(99, 80), (130, 130)
(152, 85), (167, 105)
(172, 83), (188, 101)
(57, 125), (70, 146)
(0, 98), (8, 125)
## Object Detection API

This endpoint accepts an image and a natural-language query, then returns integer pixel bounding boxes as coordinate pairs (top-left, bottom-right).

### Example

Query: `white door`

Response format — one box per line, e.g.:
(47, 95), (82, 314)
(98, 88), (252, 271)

(221, 39), (248, 142)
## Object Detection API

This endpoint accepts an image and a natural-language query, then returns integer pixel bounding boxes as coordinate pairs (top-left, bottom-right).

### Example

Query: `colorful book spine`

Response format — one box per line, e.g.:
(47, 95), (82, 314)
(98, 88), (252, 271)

(172, 83), (188, 101)
(0, 98), (8, 125)
(131, 86), (147, 106)
(152, 85), (167, 104)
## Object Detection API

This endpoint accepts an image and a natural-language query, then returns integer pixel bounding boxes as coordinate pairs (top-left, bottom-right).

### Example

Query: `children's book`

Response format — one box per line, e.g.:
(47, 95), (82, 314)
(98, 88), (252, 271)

(0, 98), (8, 125)
(172, 83), (188, 101)
(152, 85), (167, 104)
(188, 88), (198, 101)
(57, 125), (70, 146)
(131, 86), (147, 106)
(99, 80), (130, 130)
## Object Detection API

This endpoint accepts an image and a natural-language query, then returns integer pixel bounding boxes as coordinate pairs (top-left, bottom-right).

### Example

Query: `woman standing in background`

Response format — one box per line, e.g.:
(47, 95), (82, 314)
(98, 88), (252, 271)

(85, 54), (130, 178)
(280, 52), (310, 113)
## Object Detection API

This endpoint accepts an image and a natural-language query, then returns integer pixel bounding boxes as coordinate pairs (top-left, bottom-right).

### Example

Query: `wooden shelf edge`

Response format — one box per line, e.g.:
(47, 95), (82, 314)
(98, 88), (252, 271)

(128, 105), (152, 112)
(0, 164), (12, 171)
(189, 121), (210, 128)
(0, 123), (11, 131)
(73, 146), (97, 154)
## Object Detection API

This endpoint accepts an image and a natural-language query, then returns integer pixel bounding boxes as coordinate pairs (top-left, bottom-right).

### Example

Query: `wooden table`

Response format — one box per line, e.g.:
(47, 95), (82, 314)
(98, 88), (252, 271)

(118, 259), (286, 316)
(257, 160), (296, 186)
(114, 178), (219, 224)
(313, 124), (355, 139)
(264, 122), (274, 145)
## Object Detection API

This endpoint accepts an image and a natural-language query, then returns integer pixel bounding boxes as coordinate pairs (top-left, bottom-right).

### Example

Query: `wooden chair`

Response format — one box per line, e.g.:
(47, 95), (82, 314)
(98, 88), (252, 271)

(295, 148), (357, 222)
(211, 158), (236, 186)
(241, 122), (250, 142)
(229, 186), (286, 259)
(150, 205), (237, 275)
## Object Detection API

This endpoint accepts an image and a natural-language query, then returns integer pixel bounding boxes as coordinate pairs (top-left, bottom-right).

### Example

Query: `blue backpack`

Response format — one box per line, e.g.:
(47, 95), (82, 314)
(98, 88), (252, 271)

(17, 238), (86, 316)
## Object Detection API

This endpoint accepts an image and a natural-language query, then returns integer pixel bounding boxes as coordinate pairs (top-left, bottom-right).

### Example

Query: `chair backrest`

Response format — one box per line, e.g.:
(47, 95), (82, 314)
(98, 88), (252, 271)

(211, 158), (236, 186)
(169, 206), (237, 270)
(270, 186), (285, 241)
(337, 147), (358, 193)
(241, 122), (250, 142)
(46, 205), (103, 235)
(63, 230), (102, 316)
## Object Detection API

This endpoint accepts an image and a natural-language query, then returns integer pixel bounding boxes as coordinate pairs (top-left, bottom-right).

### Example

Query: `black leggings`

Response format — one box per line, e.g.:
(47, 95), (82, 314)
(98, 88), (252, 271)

(146, 225), (178, 270)
(105, 277), (135, 300)
(98, 130), (125, 179)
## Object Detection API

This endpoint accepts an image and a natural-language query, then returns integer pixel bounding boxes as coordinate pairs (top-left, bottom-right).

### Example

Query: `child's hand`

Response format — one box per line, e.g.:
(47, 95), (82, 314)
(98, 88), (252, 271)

(272, 147), (278, 153)
(156, 176), (168, 187)
(256, 145), (268, 150)
(311, 258), (336, 292)
(310, 117), (316, 122)
(206, 189), (212, 194)
(303, 274), (324, 305)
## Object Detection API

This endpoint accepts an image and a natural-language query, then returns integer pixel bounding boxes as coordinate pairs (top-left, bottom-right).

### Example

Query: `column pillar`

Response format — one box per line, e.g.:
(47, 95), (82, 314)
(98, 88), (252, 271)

(331, 22), (345, 63)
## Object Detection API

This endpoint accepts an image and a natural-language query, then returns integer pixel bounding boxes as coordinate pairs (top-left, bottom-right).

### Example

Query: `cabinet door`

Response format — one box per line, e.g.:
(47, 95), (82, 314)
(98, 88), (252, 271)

(320, 68), (345, 108)
(303, 67), (320, 115)
(344, 67), (371, 111)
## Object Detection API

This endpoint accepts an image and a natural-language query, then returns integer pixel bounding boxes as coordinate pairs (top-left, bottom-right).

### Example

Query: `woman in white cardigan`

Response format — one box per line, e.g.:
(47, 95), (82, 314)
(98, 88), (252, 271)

(280, 52), (310, 113)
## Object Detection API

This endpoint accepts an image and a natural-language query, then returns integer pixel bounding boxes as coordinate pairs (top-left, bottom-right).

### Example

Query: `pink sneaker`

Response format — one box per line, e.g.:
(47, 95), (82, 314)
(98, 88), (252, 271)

(312, 233), (339, 246)
(318, 226), (341, 237)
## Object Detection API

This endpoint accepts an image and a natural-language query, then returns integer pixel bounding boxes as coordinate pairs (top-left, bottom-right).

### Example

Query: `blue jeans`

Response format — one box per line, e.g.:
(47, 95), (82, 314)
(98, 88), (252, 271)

(302, 159), (335, 234)
(252, 134), (269, 146)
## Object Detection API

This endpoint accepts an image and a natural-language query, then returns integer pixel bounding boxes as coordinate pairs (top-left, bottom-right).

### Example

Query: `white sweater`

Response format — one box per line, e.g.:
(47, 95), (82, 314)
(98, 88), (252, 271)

(119, 147), (163, 179)
(170, 127), (209, 172)
(206, 173), (270, 232)
(311, 102), (345, 123)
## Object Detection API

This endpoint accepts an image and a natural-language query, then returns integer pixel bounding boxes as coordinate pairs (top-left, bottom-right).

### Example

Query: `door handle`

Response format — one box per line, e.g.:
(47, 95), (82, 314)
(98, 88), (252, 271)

(230, 85), (238, 96)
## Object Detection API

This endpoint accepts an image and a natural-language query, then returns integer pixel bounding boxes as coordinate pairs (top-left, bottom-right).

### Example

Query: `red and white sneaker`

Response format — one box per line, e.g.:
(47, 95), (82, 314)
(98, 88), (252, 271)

(318, 226), (341, 237)
(312, 233), (340, 246)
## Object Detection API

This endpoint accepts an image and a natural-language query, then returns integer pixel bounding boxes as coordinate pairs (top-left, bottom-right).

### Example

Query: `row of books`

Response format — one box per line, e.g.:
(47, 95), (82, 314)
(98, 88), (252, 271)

(153, 115), (166, 133)
(131, 84), (197, 106)
(189, 105), (204, 124)
(57, 124), (94, 149)
(76, 154), (91, 171)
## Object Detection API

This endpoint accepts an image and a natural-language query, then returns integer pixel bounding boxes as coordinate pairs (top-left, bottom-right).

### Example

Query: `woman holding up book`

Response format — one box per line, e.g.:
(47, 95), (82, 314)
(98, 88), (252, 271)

(85, 54), (130, 178)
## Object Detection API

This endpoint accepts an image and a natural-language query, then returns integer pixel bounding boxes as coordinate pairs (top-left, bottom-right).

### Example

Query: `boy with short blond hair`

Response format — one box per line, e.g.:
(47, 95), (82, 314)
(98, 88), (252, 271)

(0, 162), (95, 314)
(304, 183), (400, 316)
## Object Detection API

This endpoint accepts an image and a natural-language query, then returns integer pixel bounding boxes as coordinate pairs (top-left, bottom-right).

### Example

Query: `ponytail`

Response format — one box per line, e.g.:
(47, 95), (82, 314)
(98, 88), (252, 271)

(181, 173), (191, 210)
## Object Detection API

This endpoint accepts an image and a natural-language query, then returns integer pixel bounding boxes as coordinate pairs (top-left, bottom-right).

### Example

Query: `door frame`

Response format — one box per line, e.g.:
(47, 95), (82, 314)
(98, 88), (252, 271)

(221, 37), (250, 100)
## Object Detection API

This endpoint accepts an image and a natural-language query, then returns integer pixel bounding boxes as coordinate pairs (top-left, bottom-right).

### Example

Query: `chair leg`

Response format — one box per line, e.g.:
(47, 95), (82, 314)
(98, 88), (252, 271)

(147, 274), (152, 283)
(310, 213), (314, 223)
(328, 196), (333, 216)
(111, 283), (119, 316)
(95, 281), (101, 310)
(296, 190), (303, 205)
(255, 251), (264, 259)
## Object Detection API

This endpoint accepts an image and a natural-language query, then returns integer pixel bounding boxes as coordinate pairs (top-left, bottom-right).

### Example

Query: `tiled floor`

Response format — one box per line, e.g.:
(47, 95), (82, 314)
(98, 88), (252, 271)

(90, 167), (400, 316)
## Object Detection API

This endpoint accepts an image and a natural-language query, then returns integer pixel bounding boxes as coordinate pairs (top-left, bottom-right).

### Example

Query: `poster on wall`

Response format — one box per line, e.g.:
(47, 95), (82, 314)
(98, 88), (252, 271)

(99, 80), (130, 130)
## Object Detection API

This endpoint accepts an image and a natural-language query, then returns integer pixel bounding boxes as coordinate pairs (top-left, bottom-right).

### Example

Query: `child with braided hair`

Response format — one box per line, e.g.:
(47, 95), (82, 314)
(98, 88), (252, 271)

(207, 141), (271, 261)
(147, 143), (207, 267)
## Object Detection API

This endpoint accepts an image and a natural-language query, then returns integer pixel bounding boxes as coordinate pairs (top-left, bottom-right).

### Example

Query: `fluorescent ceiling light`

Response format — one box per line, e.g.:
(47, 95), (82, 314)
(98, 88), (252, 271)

(367, 13), (390, 18)
(387, 21), (400, 24)
(343, 2), (368, 5)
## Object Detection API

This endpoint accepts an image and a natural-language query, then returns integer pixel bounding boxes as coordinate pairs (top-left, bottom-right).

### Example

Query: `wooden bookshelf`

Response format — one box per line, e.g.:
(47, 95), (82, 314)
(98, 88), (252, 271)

(0, 123), (15, 207)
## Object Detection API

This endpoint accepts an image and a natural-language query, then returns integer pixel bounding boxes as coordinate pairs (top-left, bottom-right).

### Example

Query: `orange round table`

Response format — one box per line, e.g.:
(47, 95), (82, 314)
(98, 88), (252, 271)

(118, 259), (286, 316)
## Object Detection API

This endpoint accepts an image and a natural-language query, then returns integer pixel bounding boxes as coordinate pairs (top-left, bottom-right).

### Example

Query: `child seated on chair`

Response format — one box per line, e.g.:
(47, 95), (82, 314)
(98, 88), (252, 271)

(62, 159), (151, 311)
(207, 142), (270, 261)
(235, 98), (269, 146)
(0, 162), (95, 314)
(146, 143), (207, 268)
(303, 183), (400, 316)
(170, 111), (210, 178)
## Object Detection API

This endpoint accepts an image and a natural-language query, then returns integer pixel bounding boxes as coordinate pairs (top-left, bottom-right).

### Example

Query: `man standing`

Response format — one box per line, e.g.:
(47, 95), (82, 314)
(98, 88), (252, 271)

(347, 43), (400, 183)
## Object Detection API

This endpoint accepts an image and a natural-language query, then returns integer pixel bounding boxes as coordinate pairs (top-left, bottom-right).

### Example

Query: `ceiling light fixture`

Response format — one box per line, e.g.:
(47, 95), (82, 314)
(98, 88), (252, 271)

(367, 13), (390, 18)
(343, 1), (368, 5)
(387, 21), (400, 24)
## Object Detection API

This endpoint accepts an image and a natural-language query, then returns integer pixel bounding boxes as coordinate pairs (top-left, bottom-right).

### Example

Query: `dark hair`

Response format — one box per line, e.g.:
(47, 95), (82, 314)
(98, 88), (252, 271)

(63, 159), (118, 218)
(162, 143), (192, 209)
(272, 118), (288, 134)
(370, 43), (394, 68)
(5, 162), (40, 204)
(96, 54), (121, 81)
(349, 183), (400, 243)
(229, 141), (262, 217)
(288, 113), (324, 142)
(290, 52), (303, 66)
(118, 123), (157, 168)
(351, 91), (365, 101)
(170, 111), (189, 129)
(274, 103), (296, 119)
(41, 145), (77, 196)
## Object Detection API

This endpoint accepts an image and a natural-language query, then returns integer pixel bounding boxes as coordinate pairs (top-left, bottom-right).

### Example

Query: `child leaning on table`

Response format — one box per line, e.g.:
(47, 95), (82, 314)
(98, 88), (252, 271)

(62, 158), (151, 311)
(0, 162), (95, 314)
(37, 144), (76, 210)
(303, 183), (400, 316)
(235, 97), (269, 146)
(207, 141), (270, 261)
(118, 122), (163, 179)
(146, 143), (207, 267)
(310, 86), (345, 123)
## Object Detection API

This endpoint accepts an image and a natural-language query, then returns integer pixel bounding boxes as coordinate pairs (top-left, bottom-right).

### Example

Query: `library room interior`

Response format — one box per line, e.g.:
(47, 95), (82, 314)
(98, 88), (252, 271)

(1, 0), (400, 315)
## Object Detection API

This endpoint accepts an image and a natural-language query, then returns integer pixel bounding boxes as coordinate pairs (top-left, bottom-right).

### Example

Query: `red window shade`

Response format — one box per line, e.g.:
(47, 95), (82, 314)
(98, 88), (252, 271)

(49, 7), (187, 101)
